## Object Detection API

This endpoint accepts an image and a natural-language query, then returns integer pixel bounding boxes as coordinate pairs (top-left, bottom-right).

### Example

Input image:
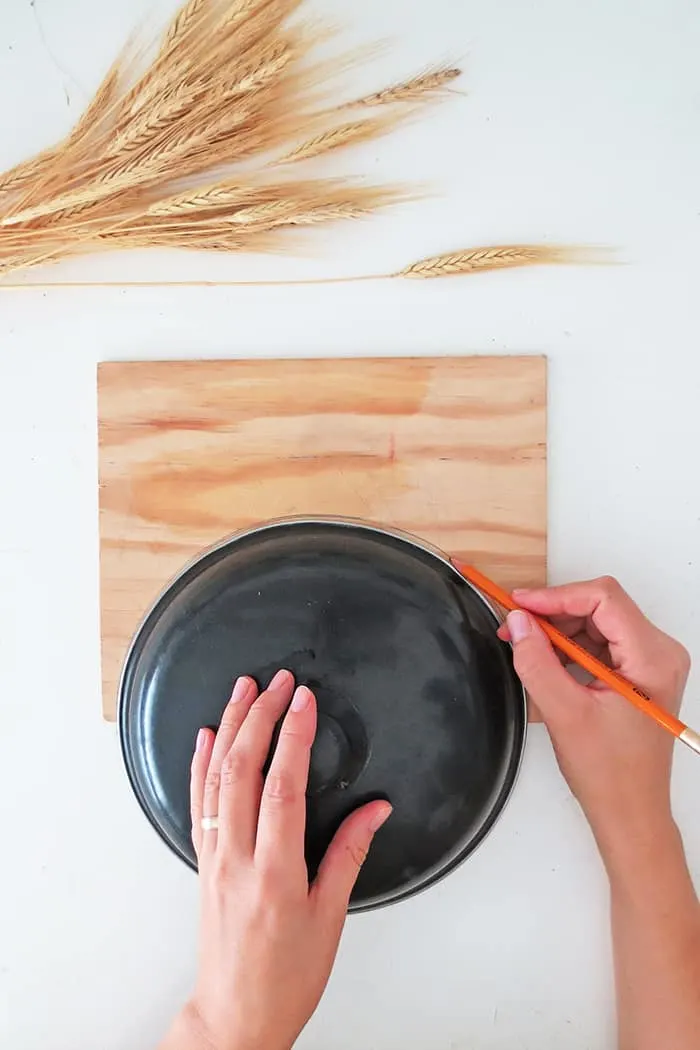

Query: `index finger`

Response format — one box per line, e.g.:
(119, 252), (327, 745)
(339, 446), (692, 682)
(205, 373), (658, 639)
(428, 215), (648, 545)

(255, 685), (317, 872)
(512, 577), (689, 705)
(512, 576), (653, 652)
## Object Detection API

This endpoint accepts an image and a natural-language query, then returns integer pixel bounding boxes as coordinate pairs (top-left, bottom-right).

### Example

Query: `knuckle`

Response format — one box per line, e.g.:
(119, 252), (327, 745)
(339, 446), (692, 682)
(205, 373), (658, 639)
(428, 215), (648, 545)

(210, 855), (234, 885)
(245, 700), (275, 730)
(257, 867), (283, 899)
(221, 749), (250, 787)
(264, 772), (296, 804)
(278, 722), (306, 742)
(346, 840), (368, 870)
(253, 690), (280, 712)
(596, 575), (621, 600)
(255, 885), (288, 928)
(512, 642), (540, 678)
(674, 641), (691, 678)
(219, 714), (241, 735)
(204, 769), (221, 795)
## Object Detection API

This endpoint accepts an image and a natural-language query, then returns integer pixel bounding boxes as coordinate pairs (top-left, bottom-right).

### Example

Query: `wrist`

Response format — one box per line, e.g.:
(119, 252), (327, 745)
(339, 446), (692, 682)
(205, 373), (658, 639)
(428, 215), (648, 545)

(600, 812), (685, 893)
(585, 791), (673, 875)
(158, 1003), (217, 1050)
(166, 1001), (292, 1050)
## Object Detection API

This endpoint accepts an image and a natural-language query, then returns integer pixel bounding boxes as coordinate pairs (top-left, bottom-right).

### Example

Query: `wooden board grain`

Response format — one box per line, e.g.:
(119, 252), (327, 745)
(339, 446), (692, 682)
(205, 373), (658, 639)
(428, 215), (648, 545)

(98, 356), (547, 720)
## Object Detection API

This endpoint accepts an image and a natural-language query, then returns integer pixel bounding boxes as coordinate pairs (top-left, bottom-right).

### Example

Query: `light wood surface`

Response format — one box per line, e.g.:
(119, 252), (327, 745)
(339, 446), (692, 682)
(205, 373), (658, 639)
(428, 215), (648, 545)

(98, 356), (547, 720)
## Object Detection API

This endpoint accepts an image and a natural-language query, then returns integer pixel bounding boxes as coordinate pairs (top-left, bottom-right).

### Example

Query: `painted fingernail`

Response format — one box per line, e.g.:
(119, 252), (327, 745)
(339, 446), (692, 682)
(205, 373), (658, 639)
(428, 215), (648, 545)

(268, 668), (292, 690)
(290, 686), (312, 712)
(196, 728), (208, 751)
(507, 609), (531, 643)
(369, 803), (393, 832)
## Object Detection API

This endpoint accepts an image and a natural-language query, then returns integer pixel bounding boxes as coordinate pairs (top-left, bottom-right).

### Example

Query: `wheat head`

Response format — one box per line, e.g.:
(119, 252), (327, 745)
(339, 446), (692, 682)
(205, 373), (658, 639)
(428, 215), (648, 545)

(344, 67), (462, 108)
(396, 244), (592, 278)
(0, 0), (592, 287)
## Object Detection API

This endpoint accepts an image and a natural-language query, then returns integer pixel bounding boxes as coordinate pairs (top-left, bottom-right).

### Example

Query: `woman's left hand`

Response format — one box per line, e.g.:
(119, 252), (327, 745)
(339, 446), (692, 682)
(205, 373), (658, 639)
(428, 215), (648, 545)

(160, 669), (391, 1050)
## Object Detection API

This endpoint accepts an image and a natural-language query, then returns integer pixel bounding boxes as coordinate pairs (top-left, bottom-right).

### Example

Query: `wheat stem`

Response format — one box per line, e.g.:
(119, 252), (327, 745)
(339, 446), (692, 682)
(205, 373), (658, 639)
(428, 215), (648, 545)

(0, 243), (604, 287)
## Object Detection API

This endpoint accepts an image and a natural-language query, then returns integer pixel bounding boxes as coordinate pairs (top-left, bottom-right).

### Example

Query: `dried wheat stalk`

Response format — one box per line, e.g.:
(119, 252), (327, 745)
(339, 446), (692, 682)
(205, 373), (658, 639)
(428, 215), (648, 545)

(0, 242), (604, 289)
(395, 244), (598, 278)
(0, 0), (591, 285)
(280, 114), (404, 164)
(342, 66), (461, 108)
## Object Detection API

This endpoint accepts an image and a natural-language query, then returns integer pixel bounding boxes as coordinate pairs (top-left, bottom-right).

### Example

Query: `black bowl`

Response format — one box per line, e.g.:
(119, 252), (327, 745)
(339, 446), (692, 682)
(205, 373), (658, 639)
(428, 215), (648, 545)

(119, 519), (526, 910)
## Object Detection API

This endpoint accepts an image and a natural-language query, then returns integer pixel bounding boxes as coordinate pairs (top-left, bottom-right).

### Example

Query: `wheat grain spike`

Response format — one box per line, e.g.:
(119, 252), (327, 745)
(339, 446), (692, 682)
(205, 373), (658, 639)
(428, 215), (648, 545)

(162, 0), (211, 52)
(344, 67), (461, 108)
(397, 244), (589, 278)
(268, 201), (384, 227)
(110, 81), (202, 158)
(0, 0), (500, 280)
(230, 38), (293, 94)
(0, 151), (57, 200)
(147, 181), (259, 216)
(282, 114), (401, 163)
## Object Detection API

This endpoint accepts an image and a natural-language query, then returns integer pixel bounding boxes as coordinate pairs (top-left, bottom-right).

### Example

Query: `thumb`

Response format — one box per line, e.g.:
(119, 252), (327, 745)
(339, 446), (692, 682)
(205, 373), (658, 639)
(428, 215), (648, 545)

(312, 801), (392, 917)
(506, 609), (587, 730)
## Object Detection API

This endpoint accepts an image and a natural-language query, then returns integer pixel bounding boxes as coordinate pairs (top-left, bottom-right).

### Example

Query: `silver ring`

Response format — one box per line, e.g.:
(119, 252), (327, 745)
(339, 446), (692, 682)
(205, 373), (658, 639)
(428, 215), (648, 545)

(201, 816), (219, 831)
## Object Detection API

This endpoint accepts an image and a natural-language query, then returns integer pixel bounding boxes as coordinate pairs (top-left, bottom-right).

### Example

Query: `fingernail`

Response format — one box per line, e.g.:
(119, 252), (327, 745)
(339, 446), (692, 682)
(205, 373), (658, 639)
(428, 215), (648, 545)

(196, 728), (207, 751)
(268, 668), (292, 690)
(512, 588), (530, 597)
(231, 676), (252, 703)
(369, 803), (393, 832)
(290, 685), (312, 712)
(507, 609), (531, 643)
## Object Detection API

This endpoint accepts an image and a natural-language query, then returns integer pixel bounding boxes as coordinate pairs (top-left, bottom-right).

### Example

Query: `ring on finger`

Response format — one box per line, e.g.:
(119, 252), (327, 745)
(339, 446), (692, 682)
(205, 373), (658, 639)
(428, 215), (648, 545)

(201, 816), (219, 831)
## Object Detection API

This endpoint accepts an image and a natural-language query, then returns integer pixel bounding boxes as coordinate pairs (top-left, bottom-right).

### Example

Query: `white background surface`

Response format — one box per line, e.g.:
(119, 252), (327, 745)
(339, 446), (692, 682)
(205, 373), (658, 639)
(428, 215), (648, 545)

(1, 1), (699, 1047)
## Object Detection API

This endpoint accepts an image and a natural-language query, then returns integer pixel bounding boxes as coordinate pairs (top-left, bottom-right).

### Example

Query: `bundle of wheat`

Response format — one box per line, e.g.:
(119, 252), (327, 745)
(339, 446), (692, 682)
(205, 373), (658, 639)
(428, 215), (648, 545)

(0, 0), (589, 286)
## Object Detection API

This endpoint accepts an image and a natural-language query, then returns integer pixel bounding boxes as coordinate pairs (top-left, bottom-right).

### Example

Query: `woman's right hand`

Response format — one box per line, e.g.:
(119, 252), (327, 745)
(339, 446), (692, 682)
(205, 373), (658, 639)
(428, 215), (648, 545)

(497, 576), (691, 866)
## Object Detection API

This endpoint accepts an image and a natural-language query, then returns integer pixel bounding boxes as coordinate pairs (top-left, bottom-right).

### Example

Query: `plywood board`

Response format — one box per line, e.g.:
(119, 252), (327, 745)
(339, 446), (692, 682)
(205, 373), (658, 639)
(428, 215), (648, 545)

(98, 357), (547, 720)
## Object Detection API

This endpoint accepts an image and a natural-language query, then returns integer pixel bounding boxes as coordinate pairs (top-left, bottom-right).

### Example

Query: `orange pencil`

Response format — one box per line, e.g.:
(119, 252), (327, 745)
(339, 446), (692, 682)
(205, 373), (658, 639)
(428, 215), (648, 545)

(453, 560), (700, 757)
